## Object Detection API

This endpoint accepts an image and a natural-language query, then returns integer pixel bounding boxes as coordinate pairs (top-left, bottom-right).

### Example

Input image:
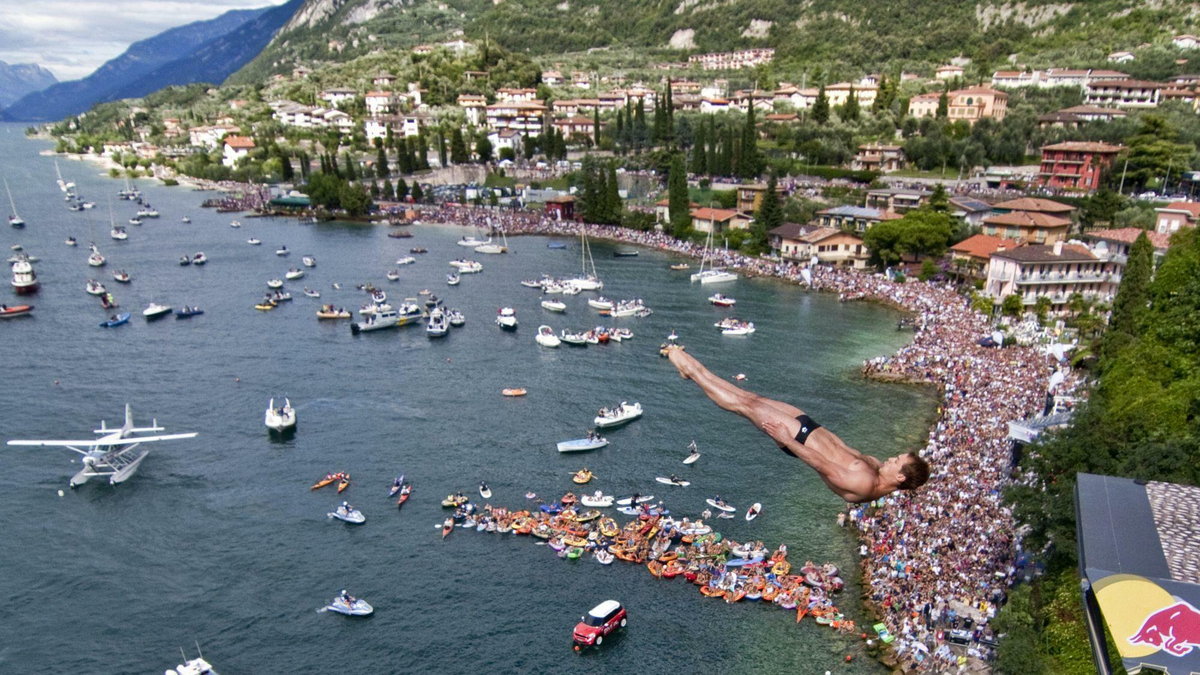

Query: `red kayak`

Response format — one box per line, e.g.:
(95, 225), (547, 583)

(0, 304), (33, 318)
(397, 484), (412, 508)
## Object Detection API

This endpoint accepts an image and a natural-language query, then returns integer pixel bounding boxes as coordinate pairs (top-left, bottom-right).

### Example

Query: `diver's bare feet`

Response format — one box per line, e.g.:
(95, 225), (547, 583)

(662, 344), (692, 379)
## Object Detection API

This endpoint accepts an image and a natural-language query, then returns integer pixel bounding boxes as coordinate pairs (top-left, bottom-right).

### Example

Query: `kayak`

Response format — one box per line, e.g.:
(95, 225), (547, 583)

(388, 476), (405, 499)
(396, 484), (412, 508)
(311, 473), (341, 490)
(441, 518), (454, 538)
(501, 388), (527, 397)
(706, 498), (736, 512)
(746, 502), (762, 521)
(337, 477), (351, 493)
(655, 476), (690, 487)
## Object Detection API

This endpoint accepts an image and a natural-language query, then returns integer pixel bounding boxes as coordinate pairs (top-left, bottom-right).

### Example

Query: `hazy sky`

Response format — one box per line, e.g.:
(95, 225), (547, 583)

(0, 0), (292, 81)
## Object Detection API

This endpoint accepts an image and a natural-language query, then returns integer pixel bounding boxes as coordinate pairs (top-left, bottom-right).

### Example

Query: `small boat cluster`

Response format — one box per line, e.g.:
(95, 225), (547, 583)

(715, 317), (756, 335)
(443, 495), (852, 632)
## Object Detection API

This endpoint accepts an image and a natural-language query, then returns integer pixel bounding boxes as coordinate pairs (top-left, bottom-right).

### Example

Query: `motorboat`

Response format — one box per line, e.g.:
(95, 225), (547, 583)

(10, 255), (38, 294)
(351, 308), (400, 334)
(495, 307), (517, 330)
(501, 388), (527, 397)
(449, 259), (483, 274)
(593, 401), (643, 428)
(746, 503), (762, 521)
(446, 273), (460, 286)
(423, 295), (441, 309)
(359, 302), (393, 316)
(286, 268), (305, 280)
(175, 306), (204, 319)
(446, 308), (465, 326)
(143, 303), (173, 320)
(88, 245), (106, 267)
(327, 503), (365, 525)
(540, 299), (566, 312)
(302, 288), (320, 298)
(165, 651), (215, 675)
(180, 216), (190, 223)
(608, 299), (646, 318)
(110, 226), (128, 240)
(716, 318), (755, 335)
(192, 252), (207, 265)
(267, 279), (284, 289)
(426, 307), (449, 337)
(410, 247), (427, 254)
(136, 207), (159, 218)
(0, 304), (34, 318)
(395, 256), (416, 266)
(557, 436), (608, 453)
(479, 482), (492, 499)
(65, 237), (77, 246)
(535, 325), (560, 348)
(229, 220), (241, 228)
(100, 292), (118, 309)
(301, 255), (316, 268)
(179, 256), (191, 266)
(615, 495), (655, 506)
(112, 270), (131, 283)
(86, 279), (107, 296)
(275, 246), (288, 256)
(128, 217), (141, 226)
(655, 476), (691, 487)
(265, 397), (296, 432)
(254, 299), (278, 311)
(247, 238), (262, 245)
(268, 291), (292, 302)
(613, 247), (639, 257)
(386, 270), (401, 281)
(321, 592), (373, 616)
(580, 491), (614, 508)
(560, 330), (588, 346)
(395, 302), (425, 327)
(709, 293), (736, 307)
(587, 297), (614, 311)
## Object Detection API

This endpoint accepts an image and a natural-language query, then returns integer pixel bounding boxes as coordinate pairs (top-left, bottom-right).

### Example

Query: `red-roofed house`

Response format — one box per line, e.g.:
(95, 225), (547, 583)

(1036, 141), (1124, 192)
(984, 240), (1115, 313)
(689, 207), (746, 234)
(984, 198), (1076, 245)
(1154, 201), (1200, 235)
(949, 234), (1013, 279)
(908, 87), (1007, 123)
(222, 135), (255, 167)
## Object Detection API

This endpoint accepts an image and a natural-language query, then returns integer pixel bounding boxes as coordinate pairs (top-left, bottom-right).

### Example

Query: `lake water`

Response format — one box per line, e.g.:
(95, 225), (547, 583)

(0, 124), (936, 673)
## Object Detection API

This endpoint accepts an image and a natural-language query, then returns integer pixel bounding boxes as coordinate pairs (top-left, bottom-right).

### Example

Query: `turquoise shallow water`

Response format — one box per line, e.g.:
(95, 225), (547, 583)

(0, 125), (936, 673)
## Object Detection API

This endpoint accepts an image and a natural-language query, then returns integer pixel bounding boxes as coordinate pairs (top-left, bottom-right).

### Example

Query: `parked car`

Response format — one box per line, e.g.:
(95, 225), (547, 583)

(573, 599), (627, 647)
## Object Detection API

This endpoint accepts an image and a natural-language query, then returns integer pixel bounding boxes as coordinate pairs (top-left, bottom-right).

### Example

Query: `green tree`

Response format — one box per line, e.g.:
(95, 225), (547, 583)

(395, 178), (408, 200)
(375, 139), (389, 179)
(862, 208), (955, 268)
(1080, 189), (1127, 228)
(929, 183), (949, 212)
(450, 128), (468, 165)
(840, 86), (860, 122)
(750, 172), (781, 253)
(592, 107), (601, 147)
(1001, 292), (1024, 317)
(741, 97), (762, 179)
(936, 85), (949, 119)
(668, 153), (691, 238)
(604, 165), (622, 225)
(1099, 231), (1154, 369)
(475, 136), (494, 164)
(811, 85), (829, 125)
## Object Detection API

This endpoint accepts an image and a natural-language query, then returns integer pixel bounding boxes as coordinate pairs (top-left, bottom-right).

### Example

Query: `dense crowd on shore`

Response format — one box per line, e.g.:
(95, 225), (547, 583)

(415, 204), (1075, 672)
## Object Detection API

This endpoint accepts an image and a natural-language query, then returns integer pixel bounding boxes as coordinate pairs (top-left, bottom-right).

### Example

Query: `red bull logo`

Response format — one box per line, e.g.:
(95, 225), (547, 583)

(1129, 600), (1200, 657)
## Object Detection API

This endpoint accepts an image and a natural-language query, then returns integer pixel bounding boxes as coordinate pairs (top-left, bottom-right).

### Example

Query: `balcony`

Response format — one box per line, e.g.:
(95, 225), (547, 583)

(1017, 271), (1111, 284)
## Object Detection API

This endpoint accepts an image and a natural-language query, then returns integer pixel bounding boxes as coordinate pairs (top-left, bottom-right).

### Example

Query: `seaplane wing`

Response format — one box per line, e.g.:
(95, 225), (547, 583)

(8, 432), (197, 449)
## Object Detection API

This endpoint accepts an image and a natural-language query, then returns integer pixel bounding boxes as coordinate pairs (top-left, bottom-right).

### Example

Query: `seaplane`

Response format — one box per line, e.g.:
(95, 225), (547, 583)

(6, 405), (197, 487)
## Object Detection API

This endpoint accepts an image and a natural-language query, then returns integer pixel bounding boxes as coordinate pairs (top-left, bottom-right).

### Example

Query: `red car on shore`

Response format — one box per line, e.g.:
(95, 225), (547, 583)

(573, 600), (627, 648)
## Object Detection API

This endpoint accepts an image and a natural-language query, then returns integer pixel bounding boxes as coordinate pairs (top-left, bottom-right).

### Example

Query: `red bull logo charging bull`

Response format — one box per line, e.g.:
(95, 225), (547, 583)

(1129, 600), (1200, 657)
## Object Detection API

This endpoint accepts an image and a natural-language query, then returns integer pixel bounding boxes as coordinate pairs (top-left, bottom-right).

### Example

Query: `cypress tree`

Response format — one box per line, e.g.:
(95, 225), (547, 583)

(375, 141), (389, 178)
(741, 95), (761, 179)
(653, 90), (667, 145)
(668, 153), (691, 238)
(382, 179), (395, 200)
(665, 84), (674, 144)
(330, 153), (341, 178)
(751, 172), (782, 252)
(605, 165), (622, 224)
(280, 151), (294, 182)
(395, 178), (408, 200)
(812, 85), (830, 125)
(437, 130), (448, 167)
(450, 128), (468, 164)
(416, 126), (429, 170)
(841, 85), (860, 122)
(615, 110), (625, 154)
(634, 97), (647, 150)
(592, 107), (601, 147)
(397, 141), (413, 174)
(411, 182), (424, 202)
(343, 152), (357, 181)
(299, 152), (310, 180)
(1099, 232), (1154, 370)
(936, 84), (949, 119)
(690, 123), (707, 175)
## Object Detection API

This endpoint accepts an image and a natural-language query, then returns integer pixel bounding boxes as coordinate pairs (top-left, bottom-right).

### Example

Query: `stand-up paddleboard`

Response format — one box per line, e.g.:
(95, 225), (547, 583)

(745, 502), (762, 521)
(655, 476), (690, 487)
(706, 498), (736, 512)
(616, 495), (655, 506)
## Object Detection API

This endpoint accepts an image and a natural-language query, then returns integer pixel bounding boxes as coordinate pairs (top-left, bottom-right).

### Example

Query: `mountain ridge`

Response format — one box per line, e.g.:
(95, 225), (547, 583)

(0, 61), (57, 110)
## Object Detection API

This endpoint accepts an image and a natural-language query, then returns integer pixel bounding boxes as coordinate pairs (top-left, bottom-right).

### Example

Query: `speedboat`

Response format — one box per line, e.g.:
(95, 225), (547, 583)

(247, 238), (262, 245)
(100, 313), (130, 328)
(112, 270), (131, 283)
(65, 237), (77, 246)
(110, 226), (128, 240)
(479, 482), (492, 499)
(716, 318), (755, 335)
(275, 246), (288, 256)
(587, 297), (614, 311)
(192, 252), (207, 265)
(179, 256), (191, 266)
(328, 503), (365, 524)
(446, 273), (460, 286)
(446, 308), (465, 326)
(593, 401), (643, 428)
(560, 330), (588, 346)
(0, 304), (34, 318)
(267, 279), (284, 289)
(303, 288), (321, 298)
(301, 255), (316, 268)
(143, 303), (172, 320)
(746, 503), (762, 521)
(286, 268), (305, 280)
(86, 279), (107, 295)
(321, 592), (373, 616)
(386, 270), (401, 281)
(540, 299), (566, 312)
(230, 220), (241, 228)
(395, 256), (416, 266)
(180, 216), (190, 223)
(457, 235), (489, 247)
(265, 397), (296, 432)
(495, 307), (517, 330)
(709, 293), (736, 307)
(449, 259), (483, 274)
(557, 436), (608, 453)
(535, 324), (561, 347)
(175, 306), (204, 319)
(426, 307), (449, 337)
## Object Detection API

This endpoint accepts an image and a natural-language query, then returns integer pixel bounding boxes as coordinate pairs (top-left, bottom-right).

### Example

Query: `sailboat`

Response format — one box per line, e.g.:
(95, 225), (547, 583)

(690, 228), (738, 284)
(5, 178), (24, 227)
(563, 227), (603, 290)
(474, 226), (508, 254)
(54, 159), (75, 193)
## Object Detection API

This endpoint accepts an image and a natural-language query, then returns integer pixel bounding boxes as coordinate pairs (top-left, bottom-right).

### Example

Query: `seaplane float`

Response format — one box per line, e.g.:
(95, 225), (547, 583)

(6, 404), (197, 487)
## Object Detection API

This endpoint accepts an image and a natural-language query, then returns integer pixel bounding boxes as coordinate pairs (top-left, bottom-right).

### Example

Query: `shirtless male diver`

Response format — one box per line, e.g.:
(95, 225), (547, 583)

(662, 345), (929, 503)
